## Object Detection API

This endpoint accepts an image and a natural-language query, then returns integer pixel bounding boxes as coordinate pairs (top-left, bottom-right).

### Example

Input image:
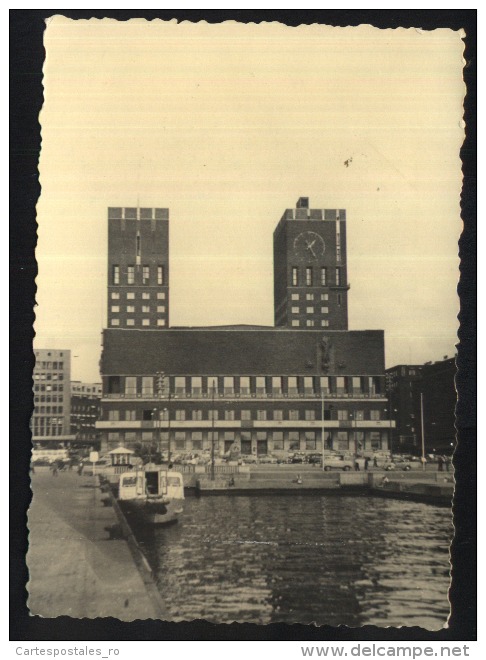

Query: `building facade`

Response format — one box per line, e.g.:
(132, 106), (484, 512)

(107, 206), (169, 330)
(70, 381), (102, 444)
(97, 197), (392, 457)
(274, 197), (349, 330)
(32, 348), (74, 446)
(386, 357), (456, 455)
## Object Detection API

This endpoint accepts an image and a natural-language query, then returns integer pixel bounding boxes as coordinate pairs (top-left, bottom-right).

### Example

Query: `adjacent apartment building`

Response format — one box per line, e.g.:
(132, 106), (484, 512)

(96, 198), (393, 457)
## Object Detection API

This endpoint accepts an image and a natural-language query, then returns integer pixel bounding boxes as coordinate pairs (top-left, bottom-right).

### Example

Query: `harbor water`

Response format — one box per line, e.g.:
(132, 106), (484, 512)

(139, 494), (452, 628)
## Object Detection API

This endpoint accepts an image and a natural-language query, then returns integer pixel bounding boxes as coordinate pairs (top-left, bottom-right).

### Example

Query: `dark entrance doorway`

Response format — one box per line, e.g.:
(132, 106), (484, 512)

(257, 440), (268, 455)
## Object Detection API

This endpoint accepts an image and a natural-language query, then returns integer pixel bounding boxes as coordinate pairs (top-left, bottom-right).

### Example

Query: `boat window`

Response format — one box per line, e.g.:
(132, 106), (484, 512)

(122, 476), (137, 487)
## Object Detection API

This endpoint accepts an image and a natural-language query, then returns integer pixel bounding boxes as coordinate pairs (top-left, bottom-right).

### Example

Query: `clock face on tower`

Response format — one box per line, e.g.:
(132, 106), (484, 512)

(293, 231), (325, 261)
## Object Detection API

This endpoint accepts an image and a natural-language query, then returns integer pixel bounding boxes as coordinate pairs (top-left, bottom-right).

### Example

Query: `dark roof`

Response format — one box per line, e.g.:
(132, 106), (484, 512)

(101, 328), (385, 376)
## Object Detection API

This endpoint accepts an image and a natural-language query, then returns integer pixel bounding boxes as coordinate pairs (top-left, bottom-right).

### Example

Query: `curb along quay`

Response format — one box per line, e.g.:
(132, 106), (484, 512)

(27, 469), (165, 619)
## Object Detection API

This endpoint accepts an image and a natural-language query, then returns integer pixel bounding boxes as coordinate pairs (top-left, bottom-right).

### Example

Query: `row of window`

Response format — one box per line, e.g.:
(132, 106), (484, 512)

(34, 406), (64, 414)
(33, 384), (64, 392)
(107, 375), (383, 396)
(33, 373), (64, 381)
(292, 293), (328, 301)
(112, 264), (165, 285)
(105, 429), (384, 452)
(111, 291), (166, 300)
(111, 319), (166, 327)
(34, 395), (64, 403)
(111, 305), (166, 313)
(291, 267), (342, 287)
(292, 319), (329, 327)
(34, 361), (64, 370)
(106, 408), (383, 421)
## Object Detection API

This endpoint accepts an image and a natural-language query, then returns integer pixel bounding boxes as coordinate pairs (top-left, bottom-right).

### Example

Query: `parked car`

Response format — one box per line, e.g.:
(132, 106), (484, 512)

(323, 455), (354, 471)
(259, 454), (279, 464)
(307, 453), (323, 465)
(241, 455), (258, 464)
(288, 453), (305, 464)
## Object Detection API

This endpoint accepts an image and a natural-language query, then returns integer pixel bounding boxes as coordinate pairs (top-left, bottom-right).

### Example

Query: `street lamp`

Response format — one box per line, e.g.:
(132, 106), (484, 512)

(321, 391), (325, 471)
(210, 378), (216, 481)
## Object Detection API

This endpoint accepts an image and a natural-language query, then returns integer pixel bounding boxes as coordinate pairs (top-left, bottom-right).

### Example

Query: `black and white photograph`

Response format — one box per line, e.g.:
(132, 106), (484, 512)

(20, 15), (469, 633)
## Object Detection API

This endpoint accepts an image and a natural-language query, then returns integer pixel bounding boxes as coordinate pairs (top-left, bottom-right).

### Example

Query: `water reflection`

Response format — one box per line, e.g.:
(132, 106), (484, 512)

(140, 495), (451, 628)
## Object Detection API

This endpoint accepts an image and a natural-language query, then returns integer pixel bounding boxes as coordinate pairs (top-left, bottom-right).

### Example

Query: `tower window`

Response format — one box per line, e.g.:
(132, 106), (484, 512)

(136, 235), (141, 257)
(127, 265), (135, 284)
(157, 266), (164, 285)
(321, 267), (327, 285)
(335, 268), (341, 286)
(142, 265), (149, 284)
(337, 294), (342, 307)
(112, 265), (120, 285)
(306, 267), (313, 286)
(292, 267), (298, 286)
(306, 319), (315, 327)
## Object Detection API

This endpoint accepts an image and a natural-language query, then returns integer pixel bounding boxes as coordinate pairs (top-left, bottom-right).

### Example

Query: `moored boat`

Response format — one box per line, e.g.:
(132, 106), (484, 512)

(117, 463), (184, 526)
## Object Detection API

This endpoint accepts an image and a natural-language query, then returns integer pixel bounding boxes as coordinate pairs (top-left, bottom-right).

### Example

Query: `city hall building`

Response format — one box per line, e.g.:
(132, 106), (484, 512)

(96, 198), (393, 457)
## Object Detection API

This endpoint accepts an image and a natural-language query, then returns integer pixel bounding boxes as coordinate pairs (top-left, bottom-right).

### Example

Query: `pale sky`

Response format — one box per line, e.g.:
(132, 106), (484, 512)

(35, 18), (465, 383)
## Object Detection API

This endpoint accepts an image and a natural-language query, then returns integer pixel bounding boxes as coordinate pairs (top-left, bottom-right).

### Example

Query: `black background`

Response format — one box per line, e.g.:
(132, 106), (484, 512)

(10, 9), (477, 642)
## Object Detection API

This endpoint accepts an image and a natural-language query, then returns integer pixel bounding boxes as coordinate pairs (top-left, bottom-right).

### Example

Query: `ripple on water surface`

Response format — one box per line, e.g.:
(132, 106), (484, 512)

(140, 495), (452, 627)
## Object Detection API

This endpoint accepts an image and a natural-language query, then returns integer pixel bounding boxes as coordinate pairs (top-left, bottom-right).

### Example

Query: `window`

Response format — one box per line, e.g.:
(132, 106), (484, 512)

(224, 376), (234, 394)
(142, 292), (150, 300)
(370, 410), (381, 421)
(157, 319), (166, 326)
(111, 305), (120, 313)
(291, 306), (299, 314)
(321, 293), (329, 301)
(369, 432), (381, 450)
(305, 431), (317, 450)
(273, 432), (284, 450)
(241, 410), (251, 420)
(292, 320), (300, 327)
(306, 320), (315, 327)
(337, 431), (349, 450)
(304, 377), (314, 394)
(288, 432), (300, 450)
(191, 377), (202, 394)
(256, 410), (267, 420)
(335, 268), (341, 286)
(209, 410), (218, 421)
(127, 292), (135, 300)
(125, 377), (137, 395)
(305, 410), (316, 421)
(306, 293), (314, 301)
(337, 294), (342, 306)
(337, 410), (348, 421)
(127, 265), (135, 284)
(273, 410), (283, 420)
(175, 377), (186, 394)
(288, 377), (298, 395)
(157, 305), (166, 313)
(306, 306), (314, 313)
(142, 319), (150, 326)
(142, 265), (149, 284)
(321, 307), (329, 314)
(127, 306), (135, 313)
(175, 410), (186, 421)
(160, 409), (169, 421)
(111, 292), (120, 300)
(141, 431), (153, 442)
(256, 376), (266, 394)
(125, 410), (136, 421)
(320, 377), (330, 394)
(306, 267), (313, 286)
(175, 432), (185, 450)
(336, 376), (346, 393)
(108, 432), (120, 442)
(355, 410), (364, 421)
(321, 320), (329, 327)
(292, 267), (298, 286)
(240, 376), (250, 395)
(157, 292), (166, 300)
(192, 432), (203, 449)
(111, 319), (120, 326)
(321, 267), (327, 286)
(352, 377), (362, 393)
(157, 265), (164, 285)
(142, 305), (150, 313)
(112, 265), (120, 284)
(272, 376), (282, 394)
(142, 377), (153, 395)
(108, 410), (119, 421)
(289, 409), (299, 420)
(192, 410), (203, 421)
(127, 319), (135, 326)
(291, 293), (299, 301)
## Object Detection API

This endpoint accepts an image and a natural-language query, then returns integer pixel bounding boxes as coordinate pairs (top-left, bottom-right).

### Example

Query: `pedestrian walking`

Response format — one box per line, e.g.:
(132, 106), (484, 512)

(77, 462), (84, 476)
(373, 456), (378, 468)
(51, 464), (58, 477)
(354, 459), (360, 471)
(438, 455), (444, 472)
(364, 457), (369, 471)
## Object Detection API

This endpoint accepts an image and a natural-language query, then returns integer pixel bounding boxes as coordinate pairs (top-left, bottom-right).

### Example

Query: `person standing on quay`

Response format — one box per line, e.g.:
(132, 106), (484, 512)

(438, 455), (444, 472)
